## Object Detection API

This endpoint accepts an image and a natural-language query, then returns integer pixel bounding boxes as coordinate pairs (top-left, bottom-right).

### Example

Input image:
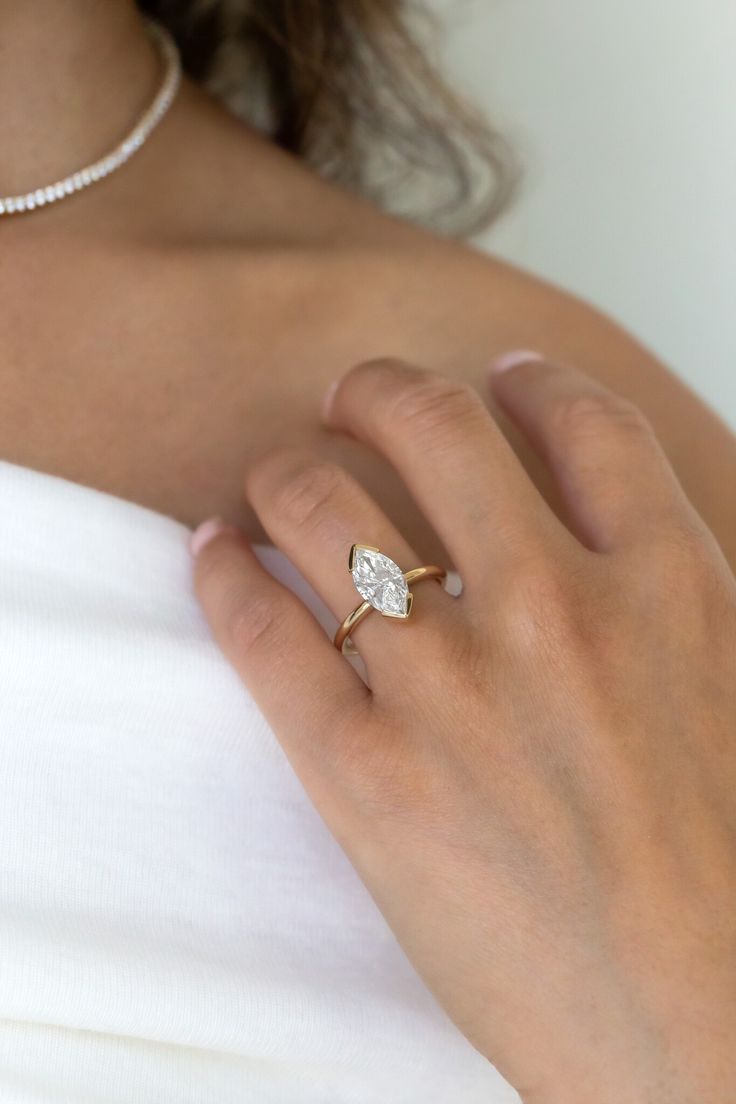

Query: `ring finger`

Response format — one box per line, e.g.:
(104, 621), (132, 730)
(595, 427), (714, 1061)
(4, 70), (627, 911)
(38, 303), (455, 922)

(244, 446), (458, 680)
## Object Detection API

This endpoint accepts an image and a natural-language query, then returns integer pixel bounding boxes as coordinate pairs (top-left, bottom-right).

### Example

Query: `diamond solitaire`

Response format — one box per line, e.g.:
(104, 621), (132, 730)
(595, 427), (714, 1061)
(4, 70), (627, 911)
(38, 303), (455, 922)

(349, 545), (412, 619)
(334, 544), (447, 655)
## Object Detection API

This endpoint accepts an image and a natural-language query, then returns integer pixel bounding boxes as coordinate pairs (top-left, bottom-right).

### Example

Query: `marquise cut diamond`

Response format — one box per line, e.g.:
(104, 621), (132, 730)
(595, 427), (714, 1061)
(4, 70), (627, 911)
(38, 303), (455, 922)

(351, 547), (410, 617)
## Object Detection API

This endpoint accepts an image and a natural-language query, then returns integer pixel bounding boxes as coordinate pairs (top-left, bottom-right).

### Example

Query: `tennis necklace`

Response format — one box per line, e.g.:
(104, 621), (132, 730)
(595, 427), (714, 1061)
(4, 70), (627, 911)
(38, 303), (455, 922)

(0, 21), (181, 218)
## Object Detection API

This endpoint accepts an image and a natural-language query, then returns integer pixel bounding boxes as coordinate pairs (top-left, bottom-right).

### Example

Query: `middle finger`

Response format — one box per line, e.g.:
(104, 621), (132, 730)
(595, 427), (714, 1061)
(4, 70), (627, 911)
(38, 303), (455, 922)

(323, 358), (570, 585)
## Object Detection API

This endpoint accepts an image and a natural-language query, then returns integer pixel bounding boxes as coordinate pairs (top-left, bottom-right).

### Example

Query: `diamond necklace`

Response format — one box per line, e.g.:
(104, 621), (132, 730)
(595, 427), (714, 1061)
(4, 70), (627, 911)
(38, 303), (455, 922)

(0, 21), (181, 218)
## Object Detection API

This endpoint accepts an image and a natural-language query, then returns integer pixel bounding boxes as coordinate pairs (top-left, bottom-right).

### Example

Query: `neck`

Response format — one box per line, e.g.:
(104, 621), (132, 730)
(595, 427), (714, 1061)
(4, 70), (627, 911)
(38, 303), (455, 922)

(0, 2), (161, 194)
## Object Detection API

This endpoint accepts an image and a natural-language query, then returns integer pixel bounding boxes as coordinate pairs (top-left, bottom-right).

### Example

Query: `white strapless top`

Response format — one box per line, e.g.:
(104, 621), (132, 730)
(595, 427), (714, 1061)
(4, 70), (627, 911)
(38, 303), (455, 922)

(0, 458), (518, 1103)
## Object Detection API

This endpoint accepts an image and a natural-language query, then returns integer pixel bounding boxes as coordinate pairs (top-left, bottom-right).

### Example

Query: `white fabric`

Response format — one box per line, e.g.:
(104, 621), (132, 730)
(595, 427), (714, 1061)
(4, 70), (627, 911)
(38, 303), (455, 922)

(0, 459), (519, 1103)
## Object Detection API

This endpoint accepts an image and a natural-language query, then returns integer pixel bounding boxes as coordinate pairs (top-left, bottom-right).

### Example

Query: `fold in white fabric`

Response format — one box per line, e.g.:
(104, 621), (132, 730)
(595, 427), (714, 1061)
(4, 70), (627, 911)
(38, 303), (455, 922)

(0, 459), (518, 1103)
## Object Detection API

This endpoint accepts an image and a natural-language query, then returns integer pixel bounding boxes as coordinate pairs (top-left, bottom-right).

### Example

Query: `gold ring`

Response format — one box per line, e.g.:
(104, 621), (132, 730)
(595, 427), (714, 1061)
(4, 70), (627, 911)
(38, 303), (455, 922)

(334, 544), (447, 656)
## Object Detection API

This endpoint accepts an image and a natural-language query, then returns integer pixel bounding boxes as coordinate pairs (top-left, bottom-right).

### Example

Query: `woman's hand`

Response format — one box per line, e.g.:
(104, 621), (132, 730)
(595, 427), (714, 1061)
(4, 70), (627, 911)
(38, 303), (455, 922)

(191, 353), (736, 1104)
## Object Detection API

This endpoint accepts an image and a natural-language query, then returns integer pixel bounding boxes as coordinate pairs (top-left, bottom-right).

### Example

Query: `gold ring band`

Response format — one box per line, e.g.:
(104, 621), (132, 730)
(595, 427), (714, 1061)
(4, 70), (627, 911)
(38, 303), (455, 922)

(334, 546), (447, 656)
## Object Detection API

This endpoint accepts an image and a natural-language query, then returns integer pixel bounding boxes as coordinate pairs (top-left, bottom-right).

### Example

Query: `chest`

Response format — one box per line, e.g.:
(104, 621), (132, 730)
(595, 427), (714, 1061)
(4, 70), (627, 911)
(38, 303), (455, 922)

(0, 237), (544, 561)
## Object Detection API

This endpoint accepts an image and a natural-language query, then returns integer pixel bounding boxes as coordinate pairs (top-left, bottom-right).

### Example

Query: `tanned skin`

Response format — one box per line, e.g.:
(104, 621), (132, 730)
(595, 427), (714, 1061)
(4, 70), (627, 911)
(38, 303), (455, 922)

(1, 42), (734, 571)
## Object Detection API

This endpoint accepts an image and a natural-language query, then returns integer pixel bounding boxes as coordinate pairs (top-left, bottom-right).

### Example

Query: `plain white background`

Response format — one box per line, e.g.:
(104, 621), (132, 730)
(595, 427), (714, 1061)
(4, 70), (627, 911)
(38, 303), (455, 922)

(436, 0), (736, 428)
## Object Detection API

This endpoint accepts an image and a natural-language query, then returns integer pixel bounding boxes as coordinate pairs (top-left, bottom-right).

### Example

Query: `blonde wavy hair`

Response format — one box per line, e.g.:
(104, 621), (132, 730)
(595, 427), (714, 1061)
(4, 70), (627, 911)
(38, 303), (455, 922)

(138, 0), (516, 234)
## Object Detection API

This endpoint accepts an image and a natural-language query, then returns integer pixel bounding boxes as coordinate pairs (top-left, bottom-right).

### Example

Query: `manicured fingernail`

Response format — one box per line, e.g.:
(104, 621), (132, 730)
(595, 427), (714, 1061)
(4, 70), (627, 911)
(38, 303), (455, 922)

(489, 349), (545, 374)
(189, 516), (231, 556)
(321, 378), (340, 422)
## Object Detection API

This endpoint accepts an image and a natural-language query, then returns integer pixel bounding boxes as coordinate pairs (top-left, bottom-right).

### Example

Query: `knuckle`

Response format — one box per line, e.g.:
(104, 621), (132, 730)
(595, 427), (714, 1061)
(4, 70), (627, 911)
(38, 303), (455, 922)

(440, 622), (494, 700)
(263, 457), (348, 533)
(550, 390), (650, 444)
(226, 593), (283, 659)
(501, 554), (590, 655)
(641, 523), (727, 604)
(386, 373), (484, 441)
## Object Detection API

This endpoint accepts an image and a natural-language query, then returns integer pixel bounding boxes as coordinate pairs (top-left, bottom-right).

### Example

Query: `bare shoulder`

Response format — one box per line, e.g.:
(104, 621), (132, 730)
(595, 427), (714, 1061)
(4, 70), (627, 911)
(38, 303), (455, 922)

(3, 90), (732, 565)
(257, 206), (736, 564)
(143, 93), (736, 566)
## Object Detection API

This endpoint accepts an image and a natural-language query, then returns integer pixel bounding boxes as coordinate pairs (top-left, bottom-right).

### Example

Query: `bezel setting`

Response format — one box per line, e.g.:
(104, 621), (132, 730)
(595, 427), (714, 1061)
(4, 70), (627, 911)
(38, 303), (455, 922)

(348, 544), (413, 620)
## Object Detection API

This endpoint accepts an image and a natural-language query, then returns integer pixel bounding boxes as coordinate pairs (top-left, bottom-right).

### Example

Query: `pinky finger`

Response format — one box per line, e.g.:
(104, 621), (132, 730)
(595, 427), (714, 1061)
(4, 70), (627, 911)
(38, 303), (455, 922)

(191, 520), (371, 781)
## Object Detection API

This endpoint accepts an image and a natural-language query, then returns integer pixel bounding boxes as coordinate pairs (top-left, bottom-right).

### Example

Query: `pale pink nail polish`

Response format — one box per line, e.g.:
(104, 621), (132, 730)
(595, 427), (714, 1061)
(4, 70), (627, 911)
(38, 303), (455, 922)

(489, 349), (545, 374)
(321, 378), (340, 422)
(189, 516), (229, 556)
